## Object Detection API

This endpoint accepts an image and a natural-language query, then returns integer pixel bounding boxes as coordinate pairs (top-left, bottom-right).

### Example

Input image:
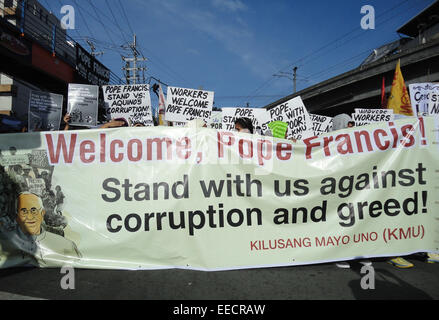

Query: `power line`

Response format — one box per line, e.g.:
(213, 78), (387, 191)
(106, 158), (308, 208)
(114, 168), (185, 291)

(299, 0), (424, 73)
(296, 0), (427, 85)
(242, 0), (418, 105)
(282, 0), (413, 73)
(71, 0), (96, 42)
(86, 0), (118, 49)
(67, 0), (188, 86)
(118, 0), (135, 36)
(105, 0), (130, 45)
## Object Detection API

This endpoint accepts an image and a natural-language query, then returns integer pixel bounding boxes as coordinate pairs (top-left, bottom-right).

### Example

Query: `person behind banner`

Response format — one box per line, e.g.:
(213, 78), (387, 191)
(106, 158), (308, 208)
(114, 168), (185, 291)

(0, 192), (82, 267)
(64, 113), (129, 130)
(100, 117), (130, 128)
(235, 117), (253, 134)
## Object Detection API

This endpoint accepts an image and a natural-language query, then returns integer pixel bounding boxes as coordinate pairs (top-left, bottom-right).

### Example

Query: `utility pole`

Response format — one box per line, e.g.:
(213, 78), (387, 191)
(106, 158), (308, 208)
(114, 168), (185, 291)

(273, 66), (298, 93)
(121, 34), (147, 84)
(293, 66), (297, 94)
(86, 39), (104, 57)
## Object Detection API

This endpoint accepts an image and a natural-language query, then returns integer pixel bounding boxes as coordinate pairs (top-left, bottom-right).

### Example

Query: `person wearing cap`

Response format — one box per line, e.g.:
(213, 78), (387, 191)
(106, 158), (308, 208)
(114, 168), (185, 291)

(63, 113), (129, 130)
(100, 118), (130, 128)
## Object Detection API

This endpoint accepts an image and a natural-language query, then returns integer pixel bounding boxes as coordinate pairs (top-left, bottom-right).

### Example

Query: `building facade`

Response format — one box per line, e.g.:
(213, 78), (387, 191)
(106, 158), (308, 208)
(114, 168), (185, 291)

(0, 0), (111, 124)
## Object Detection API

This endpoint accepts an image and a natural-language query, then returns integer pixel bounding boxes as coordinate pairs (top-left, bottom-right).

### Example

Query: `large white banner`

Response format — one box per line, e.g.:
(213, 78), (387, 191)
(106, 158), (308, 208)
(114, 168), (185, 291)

(206, 111), (223, 130)
(352, 108), (394, 127)
(409, 83), (439, 115)
(221, 107), (269, 133)
(0, 117), (438, 271)
(310, 114), (333, 136)
(102, 84), (154, 127)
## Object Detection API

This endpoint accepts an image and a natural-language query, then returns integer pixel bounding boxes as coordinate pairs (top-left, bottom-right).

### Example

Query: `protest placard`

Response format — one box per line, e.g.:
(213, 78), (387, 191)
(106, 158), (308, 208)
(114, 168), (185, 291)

(206, 111), (223, 130)
(252, 105), (290, 135)
(28, 91), (63, 132)
(221, 107), (268, 132)
(352, 108), (394, 126)
(264, 101), (290, 127)
(67, 84), (99, 127)
(252, 108), (270, 135)
(285, 97), (314, 140)
(27, 178), (46, 197)
(102, 84), (154, 127)
(165, 86), (214, 123)
(409, 83), (439, 115)
(310, 114), (333, 136)
(266, 97), (314, 140)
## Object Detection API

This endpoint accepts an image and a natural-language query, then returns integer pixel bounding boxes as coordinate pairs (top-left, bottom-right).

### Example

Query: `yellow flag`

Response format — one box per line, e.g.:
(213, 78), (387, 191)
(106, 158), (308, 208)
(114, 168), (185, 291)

(387, 60), (413, 116)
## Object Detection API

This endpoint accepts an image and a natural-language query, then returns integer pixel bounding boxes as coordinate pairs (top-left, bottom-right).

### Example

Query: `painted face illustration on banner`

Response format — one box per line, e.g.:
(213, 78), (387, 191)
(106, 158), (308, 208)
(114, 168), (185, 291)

(16, 193), (45, 236)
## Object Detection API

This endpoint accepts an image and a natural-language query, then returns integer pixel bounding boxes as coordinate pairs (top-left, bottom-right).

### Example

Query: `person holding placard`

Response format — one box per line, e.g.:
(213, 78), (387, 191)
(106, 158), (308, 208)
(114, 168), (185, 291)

(63, 113), (128, 130)
(234, 118), (253, 134)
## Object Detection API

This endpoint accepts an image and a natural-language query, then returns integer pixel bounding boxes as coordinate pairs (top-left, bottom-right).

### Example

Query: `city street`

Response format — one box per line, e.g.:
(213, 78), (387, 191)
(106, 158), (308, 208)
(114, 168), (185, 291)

(0, 255), (438, 300)
(1, 0), (439, 311)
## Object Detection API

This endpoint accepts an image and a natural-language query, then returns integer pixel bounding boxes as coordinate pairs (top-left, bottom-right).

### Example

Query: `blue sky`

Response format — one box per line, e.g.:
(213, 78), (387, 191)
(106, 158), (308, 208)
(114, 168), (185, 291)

(44, 0), (435, 110)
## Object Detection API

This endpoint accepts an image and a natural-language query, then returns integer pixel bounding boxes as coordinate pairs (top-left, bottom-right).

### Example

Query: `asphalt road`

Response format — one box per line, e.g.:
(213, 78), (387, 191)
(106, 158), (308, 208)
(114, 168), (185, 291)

(0, 254), (438, 301)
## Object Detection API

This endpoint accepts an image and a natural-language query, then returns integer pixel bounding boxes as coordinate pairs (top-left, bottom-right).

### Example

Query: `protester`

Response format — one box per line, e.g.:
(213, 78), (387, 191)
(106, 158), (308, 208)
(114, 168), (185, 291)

(100, 118), (129, 128)
(63, 113), (128, 130)
(62, 113), (76, 131)
(235, 117), (253, 134)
